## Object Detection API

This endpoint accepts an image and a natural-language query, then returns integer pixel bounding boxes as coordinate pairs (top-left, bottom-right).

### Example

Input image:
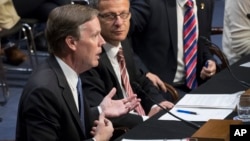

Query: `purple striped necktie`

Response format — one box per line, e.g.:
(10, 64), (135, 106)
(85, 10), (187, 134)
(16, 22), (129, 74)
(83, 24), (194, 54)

(183, 0), (198, 89)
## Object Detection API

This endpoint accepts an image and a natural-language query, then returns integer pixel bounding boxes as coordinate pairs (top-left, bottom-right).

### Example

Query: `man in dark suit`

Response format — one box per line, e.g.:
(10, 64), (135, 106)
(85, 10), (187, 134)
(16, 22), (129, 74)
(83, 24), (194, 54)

(82, 0), (174, 129)
(16, 4), (140, 141)
(129, 0), (217, 94)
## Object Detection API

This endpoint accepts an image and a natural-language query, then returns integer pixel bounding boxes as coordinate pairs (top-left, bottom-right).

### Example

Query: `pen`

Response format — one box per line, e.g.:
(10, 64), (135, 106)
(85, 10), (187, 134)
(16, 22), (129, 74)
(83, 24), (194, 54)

(176, 109), (197, 115)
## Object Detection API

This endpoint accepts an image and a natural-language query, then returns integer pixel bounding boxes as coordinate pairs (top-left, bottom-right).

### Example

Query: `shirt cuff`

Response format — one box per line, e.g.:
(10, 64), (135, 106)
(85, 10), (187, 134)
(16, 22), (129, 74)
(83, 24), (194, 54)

(97, 106), (102, 113)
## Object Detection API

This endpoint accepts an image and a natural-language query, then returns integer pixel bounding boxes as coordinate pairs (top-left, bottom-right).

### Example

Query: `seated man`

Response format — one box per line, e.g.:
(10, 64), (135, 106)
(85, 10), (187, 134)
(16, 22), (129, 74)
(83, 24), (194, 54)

(16, 4), (140, 141)
(81, 0), (174, 129)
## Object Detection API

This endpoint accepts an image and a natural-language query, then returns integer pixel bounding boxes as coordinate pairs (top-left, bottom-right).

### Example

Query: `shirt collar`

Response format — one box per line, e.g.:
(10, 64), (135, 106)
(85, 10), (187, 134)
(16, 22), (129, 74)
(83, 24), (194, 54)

(103, 42), (122, 59)
(178, 0), (196, 8)
(55, 56), (78, 88)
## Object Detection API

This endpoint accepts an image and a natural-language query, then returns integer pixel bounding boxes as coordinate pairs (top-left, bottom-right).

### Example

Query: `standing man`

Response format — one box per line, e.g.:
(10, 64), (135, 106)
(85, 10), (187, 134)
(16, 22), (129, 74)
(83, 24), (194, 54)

(222, 0), (250, 65)
(16, 4), (140, 141)
(82, 0), (174, 129)
(129, 0), (217, 95)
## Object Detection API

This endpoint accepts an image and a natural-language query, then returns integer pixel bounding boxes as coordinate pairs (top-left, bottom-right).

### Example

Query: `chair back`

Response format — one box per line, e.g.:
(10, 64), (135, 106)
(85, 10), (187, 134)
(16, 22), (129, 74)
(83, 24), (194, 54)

(209, 44), (229, 72)
(164, 82), (180, 103)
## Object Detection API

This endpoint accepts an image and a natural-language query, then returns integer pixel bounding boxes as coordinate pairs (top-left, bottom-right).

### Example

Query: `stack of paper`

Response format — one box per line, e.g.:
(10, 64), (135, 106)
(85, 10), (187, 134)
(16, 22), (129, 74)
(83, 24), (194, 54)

(159, 91), (244, 121)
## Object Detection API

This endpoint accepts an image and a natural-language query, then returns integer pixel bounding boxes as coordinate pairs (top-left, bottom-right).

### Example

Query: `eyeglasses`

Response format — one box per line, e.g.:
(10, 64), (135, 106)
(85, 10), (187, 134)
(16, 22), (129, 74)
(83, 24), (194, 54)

(98, 12), (130, 21)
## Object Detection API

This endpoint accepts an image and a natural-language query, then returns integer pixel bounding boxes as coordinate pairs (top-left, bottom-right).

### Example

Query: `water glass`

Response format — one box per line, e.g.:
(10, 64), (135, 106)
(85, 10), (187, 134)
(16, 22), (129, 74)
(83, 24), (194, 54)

(236, 94), (250, 122)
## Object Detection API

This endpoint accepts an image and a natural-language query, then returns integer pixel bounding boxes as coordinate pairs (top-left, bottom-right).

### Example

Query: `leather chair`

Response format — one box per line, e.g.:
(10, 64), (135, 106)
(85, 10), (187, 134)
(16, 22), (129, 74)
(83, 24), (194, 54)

(209, 26), (229, 72)
(165, 82), (180, 103)
(209, 43), (229, 72)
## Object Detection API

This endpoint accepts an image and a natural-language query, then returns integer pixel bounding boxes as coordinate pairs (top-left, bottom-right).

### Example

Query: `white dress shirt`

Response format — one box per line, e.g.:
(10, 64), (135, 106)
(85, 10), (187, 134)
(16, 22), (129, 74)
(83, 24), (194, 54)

(56, 56), (79, 111)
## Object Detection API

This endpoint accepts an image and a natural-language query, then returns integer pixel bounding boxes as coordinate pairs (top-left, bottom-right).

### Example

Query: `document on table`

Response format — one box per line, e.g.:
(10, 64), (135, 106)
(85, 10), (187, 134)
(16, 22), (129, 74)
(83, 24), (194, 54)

(240, 62), (250, 68)
(174, 91), (243, 109)
(159, 107), (233, 121)
(158, 91), (244, 121)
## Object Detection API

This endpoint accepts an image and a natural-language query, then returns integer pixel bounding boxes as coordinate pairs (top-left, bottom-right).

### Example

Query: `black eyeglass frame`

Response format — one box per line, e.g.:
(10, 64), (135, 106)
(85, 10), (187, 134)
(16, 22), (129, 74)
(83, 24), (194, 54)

(98, 12), (131, 21)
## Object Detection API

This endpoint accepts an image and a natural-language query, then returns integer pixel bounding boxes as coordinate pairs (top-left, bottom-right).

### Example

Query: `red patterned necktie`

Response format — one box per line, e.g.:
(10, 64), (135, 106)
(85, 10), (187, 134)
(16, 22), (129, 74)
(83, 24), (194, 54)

(117, 47), (145, 116)
(183, 0), (198, 89)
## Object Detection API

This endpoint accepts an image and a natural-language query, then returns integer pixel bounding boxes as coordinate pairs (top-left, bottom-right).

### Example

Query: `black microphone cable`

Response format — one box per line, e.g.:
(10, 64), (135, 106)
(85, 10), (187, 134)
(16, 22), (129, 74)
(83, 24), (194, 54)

(199, 36), (250, 89)
(132, 82), (201, 130)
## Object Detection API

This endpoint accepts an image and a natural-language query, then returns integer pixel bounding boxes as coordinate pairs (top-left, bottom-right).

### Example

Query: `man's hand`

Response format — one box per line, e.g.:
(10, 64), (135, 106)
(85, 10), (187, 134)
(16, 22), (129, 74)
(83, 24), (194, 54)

(147, 101), (174, 117)
(91, 113), (114, 141)
(146, 72), (167, 92)
(100, 88), (141, 117)
(200, 60), (217, 79)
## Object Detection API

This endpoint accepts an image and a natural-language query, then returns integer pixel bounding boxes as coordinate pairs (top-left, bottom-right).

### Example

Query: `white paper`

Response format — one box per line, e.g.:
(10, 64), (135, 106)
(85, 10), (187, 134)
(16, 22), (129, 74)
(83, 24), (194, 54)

(240, 62), (250, 68)
(175, 91), (243, 109)
(158, 91), (244, 121)
(158, 107), (233, 121)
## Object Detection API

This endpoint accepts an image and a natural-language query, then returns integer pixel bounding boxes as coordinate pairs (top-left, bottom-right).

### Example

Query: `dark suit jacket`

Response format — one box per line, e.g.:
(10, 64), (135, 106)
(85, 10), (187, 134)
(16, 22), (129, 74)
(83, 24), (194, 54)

(129, 0), (214, 86)
(80, 40), (167, 128)
(16, 55), (97, 141)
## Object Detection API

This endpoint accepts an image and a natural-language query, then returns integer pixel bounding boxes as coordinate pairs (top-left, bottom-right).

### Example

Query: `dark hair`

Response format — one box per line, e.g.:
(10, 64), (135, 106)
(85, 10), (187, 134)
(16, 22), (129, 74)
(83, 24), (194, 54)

(88, 0), (99, 9)
(45, 4), (99, 54)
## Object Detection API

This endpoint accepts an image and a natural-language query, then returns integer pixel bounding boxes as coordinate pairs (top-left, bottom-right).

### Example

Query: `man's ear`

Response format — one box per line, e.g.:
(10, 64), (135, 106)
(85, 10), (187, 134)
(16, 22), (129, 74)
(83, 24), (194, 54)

(65, 35), (77, 51)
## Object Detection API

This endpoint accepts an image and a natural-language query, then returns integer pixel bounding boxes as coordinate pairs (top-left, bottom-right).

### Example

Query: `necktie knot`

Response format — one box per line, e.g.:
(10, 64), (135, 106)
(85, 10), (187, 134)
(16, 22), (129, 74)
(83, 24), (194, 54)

(117, 47), (124, 62)
(186, 0), (193, 8)
(77, 78), (82, 90)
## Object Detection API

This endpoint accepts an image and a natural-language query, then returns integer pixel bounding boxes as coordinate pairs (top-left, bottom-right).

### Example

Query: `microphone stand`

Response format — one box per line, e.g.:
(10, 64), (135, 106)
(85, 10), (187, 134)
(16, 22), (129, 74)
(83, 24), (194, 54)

(132, 82), (201, 130)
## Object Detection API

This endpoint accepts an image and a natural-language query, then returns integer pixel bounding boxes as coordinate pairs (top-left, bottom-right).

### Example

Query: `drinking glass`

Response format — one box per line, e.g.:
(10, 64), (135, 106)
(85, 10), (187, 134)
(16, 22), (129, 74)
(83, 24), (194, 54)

(235, 94), (250, 122)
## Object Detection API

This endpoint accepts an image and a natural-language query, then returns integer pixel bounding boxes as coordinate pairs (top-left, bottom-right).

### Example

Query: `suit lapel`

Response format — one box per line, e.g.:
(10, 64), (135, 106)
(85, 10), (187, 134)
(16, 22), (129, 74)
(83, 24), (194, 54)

(101, 50), (117, 77)
(47, 56), (85, 135)
(121, 40), (135, 81)
(165, 0), (178, 58)
(101, 48), (127, 99)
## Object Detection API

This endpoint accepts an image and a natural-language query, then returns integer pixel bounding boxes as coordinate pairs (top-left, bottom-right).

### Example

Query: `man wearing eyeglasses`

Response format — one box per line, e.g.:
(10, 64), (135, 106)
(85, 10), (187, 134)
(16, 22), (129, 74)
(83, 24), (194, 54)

(81, 0), (174, 130)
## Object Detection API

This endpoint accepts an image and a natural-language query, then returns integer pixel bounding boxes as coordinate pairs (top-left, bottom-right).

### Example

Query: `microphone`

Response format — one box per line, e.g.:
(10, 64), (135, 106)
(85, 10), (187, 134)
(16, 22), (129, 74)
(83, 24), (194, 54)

(199, 36), (250, 88)
(132, 82), (201, 129)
